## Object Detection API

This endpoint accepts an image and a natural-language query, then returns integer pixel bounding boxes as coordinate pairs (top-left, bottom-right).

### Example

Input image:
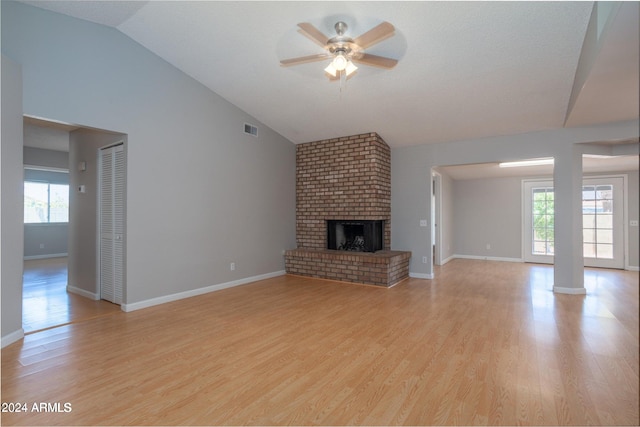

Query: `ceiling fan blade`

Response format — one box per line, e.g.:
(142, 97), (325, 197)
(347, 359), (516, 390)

(280, 53), (333, 67)
(352, 53), (398, 69)
(297, 22), (329, 48)
(354, 21), (395, 49)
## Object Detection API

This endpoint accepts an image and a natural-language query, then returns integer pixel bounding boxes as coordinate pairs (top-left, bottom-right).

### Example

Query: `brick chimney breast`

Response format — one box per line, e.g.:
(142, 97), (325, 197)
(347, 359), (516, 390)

(295, 132), (391, 250)
(286, 132), (410, 287)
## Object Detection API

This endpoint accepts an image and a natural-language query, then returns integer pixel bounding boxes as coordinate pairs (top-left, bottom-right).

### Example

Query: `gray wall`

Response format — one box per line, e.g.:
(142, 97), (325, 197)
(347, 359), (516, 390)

(68, 129), (126, 298)
(1, 54), (25, 345)
(2, 2), (296, 316)
(440, 170), (639, 268)
(452, 176), (523, 260)
(24, 145), (68, 169)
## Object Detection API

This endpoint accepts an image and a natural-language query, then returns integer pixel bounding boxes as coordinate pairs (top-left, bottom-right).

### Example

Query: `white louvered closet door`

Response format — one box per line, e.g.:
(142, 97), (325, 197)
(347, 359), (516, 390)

(99, 143), (125, 304)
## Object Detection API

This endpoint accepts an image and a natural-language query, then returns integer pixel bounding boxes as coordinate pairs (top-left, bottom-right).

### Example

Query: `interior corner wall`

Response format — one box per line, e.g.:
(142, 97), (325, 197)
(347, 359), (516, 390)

(1, 54), (25, 346)
(2, 2), (296, 306)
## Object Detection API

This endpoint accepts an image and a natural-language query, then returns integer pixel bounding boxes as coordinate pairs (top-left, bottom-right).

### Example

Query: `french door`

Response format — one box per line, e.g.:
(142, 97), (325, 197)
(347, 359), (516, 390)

(99, 143), (125, 304)
(523, 177), (625, 269)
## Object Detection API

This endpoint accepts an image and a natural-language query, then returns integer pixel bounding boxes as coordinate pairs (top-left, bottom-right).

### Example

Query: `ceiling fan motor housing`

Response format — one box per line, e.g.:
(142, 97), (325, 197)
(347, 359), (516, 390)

(327, 22), (362, 59)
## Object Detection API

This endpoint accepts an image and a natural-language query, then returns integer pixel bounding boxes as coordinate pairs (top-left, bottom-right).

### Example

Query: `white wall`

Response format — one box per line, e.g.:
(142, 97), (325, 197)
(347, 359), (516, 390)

(1, 54), (25, 346)
(2, 2), (296, 316)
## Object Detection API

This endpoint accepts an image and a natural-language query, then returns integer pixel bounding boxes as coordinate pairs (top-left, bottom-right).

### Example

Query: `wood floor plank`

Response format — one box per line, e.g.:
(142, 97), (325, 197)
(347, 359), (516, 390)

(2, 260), (638, 425)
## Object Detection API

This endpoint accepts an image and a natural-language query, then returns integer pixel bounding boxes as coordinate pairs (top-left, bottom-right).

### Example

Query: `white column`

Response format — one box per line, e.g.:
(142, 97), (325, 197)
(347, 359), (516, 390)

(553, 144), (585, 294)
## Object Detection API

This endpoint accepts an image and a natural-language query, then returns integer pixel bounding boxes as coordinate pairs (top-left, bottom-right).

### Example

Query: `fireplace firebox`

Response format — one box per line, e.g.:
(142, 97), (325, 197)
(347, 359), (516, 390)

(327, 220), (384, 253)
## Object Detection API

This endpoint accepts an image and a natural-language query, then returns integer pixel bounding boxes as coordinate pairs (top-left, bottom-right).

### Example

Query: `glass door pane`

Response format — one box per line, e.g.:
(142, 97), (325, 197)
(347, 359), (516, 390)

(581, 177), (624, 269)
(582, 184), (613, 259)
(532, 187), (554, 256)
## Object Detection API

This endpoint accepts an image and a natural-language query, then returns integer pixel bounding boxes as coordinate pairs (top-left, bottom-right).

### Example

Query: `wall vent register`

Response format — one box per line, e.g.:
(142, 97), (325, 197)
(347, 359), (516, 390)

(244, 123), (258, 137)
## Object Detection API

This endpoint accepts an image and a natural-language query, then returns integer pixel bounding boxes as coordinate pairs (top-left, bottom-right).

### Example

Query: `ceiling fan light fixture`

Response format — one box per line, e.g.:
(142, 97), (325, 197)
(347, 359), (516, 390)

(281, 20), (397, 83)
(345, 60), (358, 76)
(324, 63), (337, 77)
(332, 52), (348, 71)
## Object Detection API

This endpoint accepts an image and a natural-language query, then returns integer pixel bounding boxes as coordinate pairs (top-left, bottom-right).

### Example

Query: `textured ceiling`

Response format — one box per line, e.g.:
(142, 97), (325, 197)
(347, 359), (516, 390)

(15, 1), (640, 148)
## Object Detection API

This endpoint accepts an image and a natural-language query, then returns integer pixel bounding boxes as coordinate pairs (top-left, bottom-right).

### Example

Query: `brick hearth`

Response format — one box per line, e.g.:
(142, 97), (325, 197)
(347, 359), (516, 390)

(285, 249), (411, 287)
(285, 132), (410, 287)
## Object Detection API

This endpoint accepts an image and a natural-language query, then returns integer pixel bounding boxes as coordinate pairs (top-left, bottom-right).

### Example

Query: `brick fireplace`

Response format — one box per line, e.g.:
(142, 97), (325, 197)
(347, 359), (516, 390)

(284, 132), (410, 287)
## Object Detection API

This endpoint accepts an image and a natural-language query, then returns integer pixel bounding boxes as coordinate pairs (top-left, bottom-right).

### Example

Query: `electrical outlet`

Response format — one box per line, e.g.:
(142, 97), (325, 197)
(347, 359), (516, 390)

(420, 220), (428, 227)
(486, 244), (491, 250)
(631, 220), (639, 227)
(230, 262), (235, 271)
(39, 243), (45, 249)
(422, 256), (428, 264)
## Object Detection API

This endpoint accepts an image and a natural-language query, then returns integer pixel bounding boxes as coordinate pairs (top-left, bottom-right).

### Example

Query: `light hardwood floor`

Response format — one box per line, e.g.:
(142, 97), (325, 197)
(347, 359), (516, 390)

(2, 259), (638, 425)
(22, 257), (121, 333)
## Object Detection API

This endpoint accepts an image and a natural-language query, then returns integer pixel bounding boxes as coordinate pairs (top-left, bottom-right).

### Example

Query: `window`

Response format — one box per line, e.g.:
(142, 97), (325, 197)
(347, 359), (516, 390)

(523, 177), (624, 269)
(24, 181), (69, 223)
(531, 187), (555, 256)
(582, 184), (614, 259)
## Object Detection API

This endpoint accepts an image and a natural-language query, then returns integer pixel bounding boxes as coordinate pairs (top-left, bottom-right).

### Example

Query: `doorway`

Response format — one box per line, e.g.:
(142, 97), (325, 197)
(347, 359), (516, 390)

(432, 172), (442, 266)
(22, 257), (120, 333)
(22, 117), (126, 333)
(522, 176), (626, 269)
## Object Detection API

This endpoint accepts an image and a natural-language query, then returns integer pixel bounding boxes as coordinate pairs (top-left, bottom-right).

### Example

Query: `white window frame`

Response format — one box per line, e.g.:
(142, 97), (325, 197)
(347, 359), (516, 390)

(522, 175), (627, 269)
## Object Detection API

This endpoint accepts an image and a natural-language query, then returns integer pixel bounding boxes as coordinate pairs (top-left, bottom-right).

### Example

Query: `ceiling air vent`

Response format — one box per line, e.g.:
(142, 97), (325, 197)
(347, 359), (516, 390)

(244, 123), (258, 137)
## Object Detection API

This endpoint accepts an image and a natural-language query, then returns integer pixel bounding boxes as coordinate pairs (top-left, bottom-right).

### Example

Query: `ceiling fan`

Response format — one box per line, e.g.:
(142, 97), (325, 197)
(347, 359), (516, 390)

(280, 21), (398, 80)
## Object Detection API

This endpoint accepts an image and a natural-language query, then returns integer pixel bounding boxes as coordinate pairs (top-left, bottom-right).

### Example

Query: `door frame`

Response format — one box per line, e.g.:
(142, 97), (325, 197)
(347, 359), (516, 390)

(582, 175), (626, 269)
(432, 171), (443, 266)
(521, 175), (628, 269)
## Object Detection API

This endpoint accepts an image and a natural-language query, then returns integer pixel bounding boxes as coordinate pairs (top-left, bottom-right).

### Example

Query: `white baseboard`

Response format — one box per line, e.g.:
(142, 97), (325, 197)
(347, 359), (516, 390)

(440, 255), (456, 265)
(553, 286), (587, 295)
(1, 328), (24, 348)
(626, 265), (639, 272)
(453, 254), (523, 263)
(67, 285), (99, 300)
(24, 253), (68, 261)
(122, 270), (286, 312)
(409, 272), (434, 280)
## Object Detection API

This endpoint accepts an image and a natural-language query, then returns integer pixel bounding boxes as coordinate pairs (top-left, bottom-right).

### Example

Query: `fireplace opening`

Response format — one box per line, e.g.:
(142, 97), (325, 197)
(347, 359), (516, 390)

(327, 220), (384, 253)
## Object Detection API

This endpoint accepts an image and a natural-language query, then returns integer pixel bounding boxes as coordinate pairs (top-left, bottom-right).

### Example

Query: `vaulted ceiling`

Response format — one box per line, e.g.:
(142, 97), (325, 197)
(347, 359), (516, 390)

(16, 1), (640, 148)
